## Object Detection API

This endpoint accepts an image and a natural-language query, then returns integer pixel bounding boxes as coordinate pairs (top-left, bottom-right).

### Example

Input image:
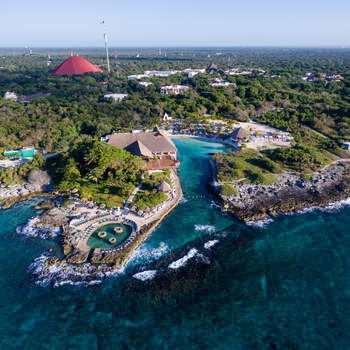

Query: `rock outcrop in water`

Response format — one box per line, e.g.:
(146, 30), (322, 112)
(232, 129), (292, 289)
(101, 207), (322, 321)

(212, 161), (350, 221)
(0, 171), (52, 209)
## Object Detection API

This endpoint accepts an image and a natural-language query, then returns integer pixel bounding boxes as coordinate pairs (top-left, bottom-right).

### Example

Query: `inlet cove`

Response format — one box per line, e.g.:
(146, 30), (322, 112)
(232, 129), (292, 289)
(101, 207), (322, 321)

(1, 137), (350, 349)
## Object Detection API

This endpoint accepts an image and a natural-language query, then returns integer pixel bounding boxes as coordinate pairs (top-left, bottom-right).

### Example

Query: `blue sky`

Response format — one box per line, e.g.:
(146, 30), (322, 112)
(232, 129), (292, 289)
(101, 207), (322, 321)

(1, 0), (350, 47)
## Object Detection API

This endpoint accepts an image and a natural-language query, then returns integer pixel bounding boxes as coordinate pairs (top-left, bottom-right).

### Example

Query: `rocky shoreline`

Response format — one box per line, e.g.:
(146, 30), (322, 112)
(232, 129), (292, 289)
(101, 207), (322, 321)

(27, 198), (183, 287)
(212, 160), (350, 222)
(20, 170), (184, 287)
(0, 170), (52, 209)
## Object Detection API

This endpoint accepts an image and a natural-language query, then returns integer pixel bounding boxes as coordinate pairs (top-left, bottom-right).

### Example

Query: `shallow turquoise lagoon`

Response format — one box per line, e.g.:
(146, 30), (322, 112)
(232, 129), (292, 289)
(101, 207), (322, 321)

(0, 137), (349, 349)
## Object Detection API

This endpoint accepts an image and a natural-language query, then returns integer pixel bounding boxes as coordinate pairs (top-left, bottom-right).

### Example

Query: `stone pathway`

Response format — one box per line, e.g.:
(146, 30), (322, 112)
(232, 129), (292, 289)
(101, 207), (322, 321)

(125, 183), (142, 208)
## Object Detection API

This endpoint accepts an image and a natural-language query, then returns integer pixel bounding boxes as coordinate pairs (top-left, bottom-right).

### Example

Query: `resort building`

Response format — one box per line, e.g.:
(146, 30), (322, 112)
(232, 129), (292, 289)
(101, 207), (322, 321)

(183, 68), (206, 78)
(210, 78), (235, 87)
(127, 74), (148, 80)
(139, 81), (153, 87)
(226, 68), (253, 75)
(104, 93), (128, 102)
(163, 113), (172, 122)
(3, 146), (35, 159)
(144, 70), (178, 77)
(160, 85), (189, 95)
(206, 63), (225, 75)
(302, 73), (317, 82)
(324, 74), (344, 82)
(3, 91), (18, 101)
(104, 127), (179, 170)
(230, 127), (250, 146)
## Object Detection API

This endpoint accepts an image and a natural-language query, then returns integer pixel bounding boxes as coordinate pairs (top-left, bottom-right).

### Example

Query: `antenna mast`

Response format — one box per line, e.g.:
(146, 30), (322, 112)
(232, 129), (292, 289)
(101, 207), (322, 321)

(104, 32), (110, 73)
(101, 20), (110, 73)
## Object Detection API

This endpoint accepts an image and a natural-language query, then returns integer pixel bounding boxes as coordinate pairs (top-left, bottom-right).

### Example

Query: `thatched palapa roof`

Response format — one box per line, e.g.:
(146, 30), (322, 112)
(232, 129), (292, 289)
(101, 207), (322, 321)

(231, 127), (249, 140)
(106, 129), (177, 157)
(158, 181), (171, 193)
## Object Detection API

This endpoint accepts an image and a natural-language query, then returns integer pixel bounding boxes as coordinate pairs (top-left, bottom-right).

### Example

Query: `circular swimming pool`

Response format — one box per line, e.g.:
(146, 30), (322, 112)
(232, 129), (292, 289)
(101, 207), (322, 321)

(87, 223), (132, 249)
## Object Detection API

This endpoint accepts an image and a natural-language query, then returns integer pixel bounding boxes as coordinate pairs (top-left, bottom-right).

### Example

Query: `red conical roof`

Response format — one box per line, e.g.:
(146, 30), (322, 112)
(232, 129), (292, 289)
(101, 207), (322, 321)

(51, 56), (103, 76)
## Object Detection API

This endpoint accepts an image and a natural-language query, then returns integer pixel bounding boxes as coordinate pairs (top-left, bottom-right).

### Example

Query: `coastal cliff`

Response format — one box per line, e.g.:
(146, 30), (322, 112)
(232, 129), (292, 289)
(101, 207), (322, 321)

(212, 161), (350, 222)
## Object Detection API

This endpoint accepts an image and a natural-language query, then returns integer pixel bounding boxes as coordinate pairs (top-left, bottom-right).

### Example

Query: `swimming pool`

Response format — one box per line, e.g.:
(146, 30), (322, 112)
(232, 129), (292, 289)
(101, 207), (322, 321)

(87, 223), (132, 249)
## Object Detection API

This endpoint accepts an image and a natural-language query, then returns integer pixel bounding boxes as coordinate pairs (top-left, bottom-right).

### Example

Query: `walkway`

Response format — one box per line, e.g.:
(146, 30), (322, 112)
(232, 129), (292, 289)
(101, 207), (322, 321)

(125, 183), (142, 208)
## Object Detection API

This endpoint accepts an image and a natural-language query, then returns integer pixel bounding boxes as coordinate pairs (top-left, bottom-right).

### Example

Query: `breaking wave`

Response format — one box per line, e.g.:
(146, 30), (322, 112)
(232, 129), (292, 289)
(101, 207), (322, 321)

(28, 255), (125, 288)
(204, 240), (219, 249)
(194, 224), (216, 233)
(246, 217), (274, 228)
(132, 270), (157, 281)
(16, 217), (61, 239)
(127, 242), (170, 266)
(168, 249), (199, 269)
(297, 197), (350, 215)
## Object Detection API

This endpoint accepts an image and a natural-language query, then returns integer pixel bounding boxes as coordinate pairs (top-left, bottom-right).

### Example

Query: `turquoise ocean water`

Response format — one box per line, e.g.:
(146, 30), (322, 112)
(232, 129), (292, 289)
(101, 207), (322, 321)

(1, 137), (350, 349)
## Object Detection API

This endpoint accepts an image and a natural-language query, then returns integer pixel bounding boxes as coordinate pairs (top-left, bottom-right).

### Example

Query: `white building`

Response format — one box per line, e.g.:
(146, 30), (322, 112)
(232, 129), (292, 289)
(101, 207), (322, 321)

(210, 78), (234, 87)
(225, 68), (252, 76)
(160, 85), (189, 95)
(104, 93), (128, 101)
(3, 91), (18, 101)
(183, 68), (206, 78)
(144, 70), (178, 77)
(139, 81), (153, 87)
(128, 74), (148, 80)
(163, 113), (172, 122)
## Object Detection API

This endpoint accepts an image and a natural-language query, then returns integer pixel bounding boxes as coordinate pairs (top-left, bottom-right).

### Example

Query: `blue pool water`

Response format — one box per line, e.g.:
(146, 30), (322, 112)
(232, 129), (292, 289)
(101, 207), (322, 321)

(0, 137), (350, 349)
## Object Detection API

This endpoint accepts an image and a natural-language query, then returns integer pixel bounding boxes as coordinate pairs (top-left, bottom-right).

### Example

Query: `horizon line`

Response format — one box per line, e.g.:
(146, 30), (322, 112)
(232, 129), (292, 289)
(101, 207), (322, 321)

(1, 45), (350, 49)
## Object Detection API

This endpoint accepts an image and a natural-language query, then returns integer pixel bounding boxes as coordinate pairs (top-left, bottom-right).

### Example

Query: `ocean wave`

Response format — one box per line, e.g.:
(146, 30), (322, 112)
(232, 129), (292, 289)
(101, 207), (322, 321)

(16, 217), (61, 239)
(204, 240), (219, 249)
(28, 255), (125, 288)
(127, 242), (170, 265)
(298, 197), (350, 214)
(246, 217), (274, 228)
(323, 197), (350, 211)
(194, 224), (216, 233)
(132, 270), (157, 281)
(168, 248), (198, 269)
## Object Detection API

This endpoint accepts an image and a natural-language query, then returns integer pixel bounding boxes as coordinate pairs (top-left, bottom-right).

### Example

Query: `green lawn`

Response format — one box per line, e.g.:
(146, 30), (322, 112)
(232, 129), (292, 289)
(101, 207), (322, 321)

(78, 180), (133, 208)
(131, 191), (168, 211)
(215, 149), (280, 185)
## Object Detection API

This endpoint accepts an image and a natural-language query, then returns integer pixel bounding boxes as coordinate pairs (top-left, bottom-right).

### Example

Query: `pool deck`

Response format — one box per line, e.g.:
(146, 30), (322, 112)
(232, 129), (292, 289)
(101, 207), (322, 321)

(65, 170), (183, 263)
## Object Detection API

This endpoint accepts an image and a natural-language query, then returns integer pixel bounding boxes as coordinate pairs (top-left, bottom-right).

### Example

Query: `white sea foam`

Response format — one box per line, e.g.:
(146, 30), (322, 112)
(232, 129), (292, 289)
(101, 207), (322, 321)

(246, 217), (274, 228)
(132, 270), (157, 281)
(17, 217), (60, 239)
(168, 248), (198, 269)
(297, 197), (350, 215)
(194, 224), (216, 233)
(28, 254), (125, 288)
(127, 242), (170, 266)
(204, 240), (219, 249)
(180, 197), (188, 204)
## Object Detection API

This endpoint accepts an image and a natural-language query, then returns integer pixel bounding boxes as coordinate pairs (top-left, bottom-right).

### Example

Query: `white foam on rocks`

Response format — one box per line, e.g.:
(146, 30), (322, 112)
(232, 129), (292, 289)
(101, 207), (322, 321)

(246, 217), (274, 228)
(132, 270), (157, 281)
(168, 248), (198, 269)
(204, 240), (219, 249)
